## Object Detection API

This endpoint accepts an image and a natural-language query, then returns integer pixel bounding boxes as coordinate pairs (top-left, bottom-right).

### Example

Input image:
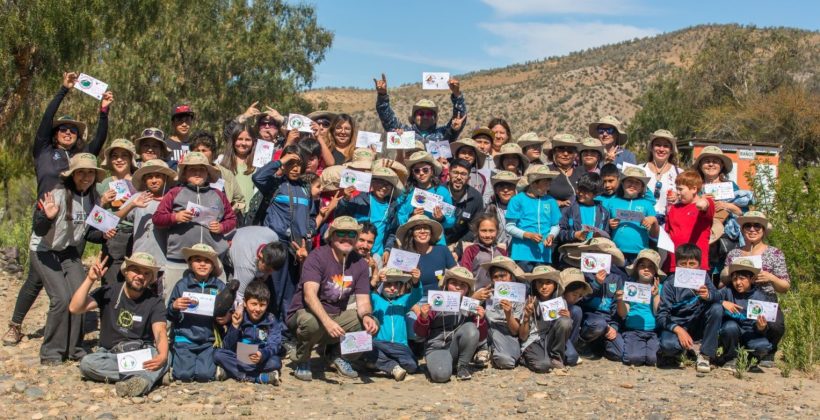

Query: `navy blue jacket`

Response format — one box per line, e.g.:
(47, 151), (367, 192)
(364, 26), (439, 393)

(222, 311), (283, 364)
(580, 265), (627, 329)
(558, 201), (611, 243)
(657, 272), (718, 333)
(167, 271), (225, 344)
(251, 159), (315, 243)
(716, 286), (774, 333)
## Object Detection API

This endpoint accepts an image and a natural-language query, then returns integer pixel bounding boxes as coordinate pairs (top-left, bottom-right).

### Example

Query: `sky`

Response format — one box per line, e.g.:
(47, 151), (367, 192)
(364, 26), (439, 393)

(304, 0), (819, 89)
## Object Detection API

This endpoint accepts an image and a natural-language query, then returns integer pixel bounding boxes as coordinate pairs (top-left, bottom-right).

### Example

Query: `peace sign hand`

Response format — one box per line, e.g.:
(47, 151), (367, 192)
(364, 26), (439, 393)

(451, 112), (467, 131)
(87, 253), (109, 283)
(39, 192), (59, 220)
(373, 73), (388, 95)
(291, 239), (309, 263)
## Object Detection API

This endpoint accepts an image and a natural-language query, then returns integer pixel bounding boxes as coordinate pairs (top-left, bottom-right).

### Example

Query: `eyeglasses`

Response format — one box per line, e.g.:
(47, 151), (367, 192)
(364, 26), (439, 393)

(173, 115), (193, 123)
(334, 230), (358, 238)
(450, 170), (469, 178)
(743, 223), (764, 231)
(258, 120), (277, 128)
(316, 119), (331, 128)
(653, 181), (663, 199)
(412, 166), (432, 175)
(141, 128), (165, 138)
(413, 225), (432, 232)
(415, 110), (435, 118)
(597, 127), (616, 135)
(58, 125), (78, 134)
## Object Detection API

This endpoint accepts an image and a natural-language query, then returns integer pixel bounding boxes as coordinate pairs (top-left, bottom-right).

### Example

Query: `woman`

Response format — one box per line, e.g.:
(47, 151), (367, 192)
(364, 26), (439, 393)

(326, 114), (358, 165)
(219, 122), (257, 206)
(308, 110), (336, 148)
(724, 211), (789, 367)
(189, 131), (246, 217)
(396, 152), (456, 245)
(98, 138), (138, 283)
(516, 132), (546, 165)
(588, 115), (636, 169)
(578, 137), (605, 174)
(4, 72), (112, 347)
(488, 118), (512, 158)
(639, 130), (682, 225)
(449, 138), (487, 195)
(547, 134), (584, 207)
(485, 171), (518, 248)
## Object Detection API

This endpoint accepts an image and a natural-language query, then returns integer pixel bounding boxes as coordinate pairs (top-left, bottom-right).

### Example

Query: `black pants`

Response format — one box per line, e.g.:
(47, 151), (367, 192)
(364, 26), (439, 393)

(10, 259), (43, 325)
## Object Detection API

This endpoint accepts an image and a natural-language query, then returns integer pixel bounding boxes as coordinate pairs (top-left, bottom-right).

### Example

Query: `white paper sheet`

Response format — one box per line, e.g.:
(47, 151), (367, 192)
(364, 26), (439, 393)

(422, 72), (450, 90)
(426, 141), (453, 159)
(237, 342), (259, 364)
(673, 267), (707, 290)
(428, 290), (462, 313)
(385, 131), (416, 149)
(385, 249), (421, 272)
(460, 296), (480, 314)
(116, 348), (153, 373)
(409, 188), (443, 213)
(109, 180), (132, 202)
(580, 253), (612, 274)
(746, 300), (778, 322)
(339, 169), (372, 193)
(703, 182), (735, 201)
(623, 281), (652, 304)
(181, 291), (215, 317)
(185, 202), (219, 226)
(493, 282), (527, 303)
(341, 331), (373, 355)
(76, 73), (109, 100)
(85, 205), (120, 232)
(540, 297), (567, 321)
(251, 139), (275, 168)
(286, 113), (314, 133)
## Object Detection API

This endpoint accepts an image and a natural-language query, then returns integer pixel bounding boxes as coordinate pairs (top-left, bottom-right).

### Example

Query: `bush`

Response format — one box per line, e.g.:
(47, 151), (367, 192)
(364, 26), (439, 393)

(0, 216), (32, 275)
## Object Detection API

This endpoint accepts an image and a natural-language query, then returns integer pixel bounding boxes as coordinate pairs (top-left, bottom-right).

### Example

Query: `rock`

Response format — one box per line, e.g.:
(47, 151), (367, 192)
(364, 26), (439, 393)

(240, 406), (252, 416)
(535, 377), (549, 386)
(30, 414), (43, 420)
(152, 394), (163, 403)
(619, 383), (634, 389)
(212, 406), (226, 415)
(0, 381), (13, 395)
(131, 396), (145, 404)
(95, 413), (116, 420)
(646, 413), (666, 420)
(13, 381), (27, 393)
(25, 387), (45, 400)
(530, 392), (548, 400)
(516, 393), (526, 402)
(517, 406), (528, 414)
(86, 405), (100, 413)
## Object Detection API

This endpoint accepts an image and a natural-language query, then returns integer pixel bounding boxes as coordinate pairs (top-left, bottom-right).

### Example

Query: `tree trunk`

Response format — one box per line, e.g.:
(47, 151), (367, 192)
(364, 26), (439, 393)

(0, 45), (37, 135)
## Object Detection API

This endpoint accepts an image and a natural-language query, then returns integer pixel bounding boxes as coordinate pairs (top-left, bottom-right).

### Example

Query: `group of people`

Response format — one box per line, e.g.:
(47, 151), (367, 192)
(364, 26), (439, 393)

(1, 71), (790, 398)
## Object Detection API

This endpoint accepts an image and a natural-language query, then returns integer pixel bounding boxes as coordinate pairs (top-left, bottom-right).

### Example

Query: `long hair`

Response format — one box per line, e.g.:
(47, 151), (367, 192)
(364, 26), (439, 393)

(645, 138), (679, 166)
(328, 114), (357, 162)
(487, 117), (511, 142)
(61, 175), (99, 222)
(221, 123), (256, 175)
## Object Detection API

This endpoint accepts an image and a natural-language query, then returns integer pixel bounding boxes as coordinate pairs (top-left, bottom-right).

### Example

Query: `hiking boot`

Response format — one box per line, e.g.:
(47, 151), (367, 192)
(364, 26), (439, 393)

(331, 357), (359, 378)
(214, 366), (227, 381)
(472, 349), (490, 367)
(721, 358), (737, 373)
(696, 354), (711, 373)
(293, 362), (313, 381)
(116, 376), (150, 398)
(550, 358), (565, 370)
(2, 323), (23, 346)
(456, 365), (472, 380)
(281, 340), (296, 360)
(391, 365), (407, 381)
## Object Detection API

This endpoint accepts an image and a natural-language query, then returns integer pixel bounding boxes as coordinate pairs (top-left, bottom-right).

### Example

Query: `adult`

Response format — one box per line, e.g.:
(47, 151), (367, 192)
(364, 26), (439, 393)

(588, 115), (636, 169)
(547, 134), (584, 207)
(516, 132), (546, 165)
(219, 122), (258, 207)
(286, 217), (379, 381)
(228, 226), (286, 301)
(724, 211), (789, 367)
(98, 139), (139, 283)
(488, 118), (512, 158)
(167, 104), (196, 162)
(444, 159), (485, 245)
(4, 71), (113, 346)
(188, 130), (246, 216)
(307, 111), (337, 157)
(326, 114), (358, 165)
(69, 253), (168, 397)
(449, 138), (488, 195)
(485, 171), (518, 247)
(225, 102), (287, 150)
(639, 130), (682, 225)
(396, 152), (456, 245)
(577, 137), (605, 174)
(134, 127), (171, 165)
(374, 73), (467, 144)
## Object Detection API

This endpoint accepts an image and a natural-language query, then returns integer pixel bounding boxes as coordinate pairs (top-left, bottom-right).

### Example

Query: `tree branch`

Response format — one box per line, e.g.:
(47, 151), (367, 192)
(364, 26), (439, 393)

(0, 45), (37, 135)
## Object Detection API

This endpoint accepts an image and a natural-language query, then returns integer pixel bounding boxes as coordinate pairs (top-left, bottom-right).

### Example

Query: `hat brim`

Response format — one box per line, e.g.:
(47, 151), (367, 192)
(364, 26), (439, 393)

(736, 215), (769, 231)
(395, 217), (443, 244)
(695, 152), (733, 174)
(519, 271), (561, 285)
(327, 223), (363, 241)
(722, 263), (761, 281)
(343, 160), (373, 171)
(479, 260), (522, 278)
(578, 243), (626, 268)
(619, 173), (650, 187)
(471, 128), (494, 140)
(178, 162), (221, 184)
(491, 177), (517, 188)
(52, 119), (87, 139)
(408, 105), (438, 124)
(60, 166), (106, 182)
(307, 111), (337, 121)
(626, 259), (666, 278)
(493, 152), (529, 171)
(135, 137), (172, 158)
(450, 142), (486, 168)
(588, 123), (628, 145)
(132, 165), (177, 191)
(372, 173), (403, 193)
(438, 272), (476, 292)
(102, 146), (138, 170)
(181, 247), (223, 277)
(406, 156), (442, 176)
(562, 278), (592, 296)
(384, 274), (413, 284)
(120, 256), (161, 277)
(649, 135), (678, 155)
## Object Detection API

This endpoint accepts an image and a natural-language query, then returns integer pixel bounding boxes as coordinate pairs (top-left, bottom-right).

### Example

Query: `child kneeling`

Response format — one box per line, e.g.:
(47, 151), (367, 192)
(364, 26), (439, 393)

(519, 266), (573, 372)
(616, 249), (663, 366)
(214, 280), (283, 384)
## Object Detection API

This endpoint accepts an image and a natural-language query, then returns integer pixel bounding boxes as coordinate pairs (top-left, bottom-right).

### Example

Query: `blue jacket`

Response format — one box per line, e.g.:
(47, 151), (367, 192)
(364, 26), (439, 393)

(251, 159), (315, 242)
(558, 201), (611, 243)
(167, 271), (226, 344)
(335, 192), (399, 256)
(376, 93), (467, 144)
(716, 286), (774, 333)
(396, 185), (456, 245)
(371, 285), (423, 346)
(580, 266), (627, 329)
(222, 311), (283, 364)
(656, 272), (719, 333)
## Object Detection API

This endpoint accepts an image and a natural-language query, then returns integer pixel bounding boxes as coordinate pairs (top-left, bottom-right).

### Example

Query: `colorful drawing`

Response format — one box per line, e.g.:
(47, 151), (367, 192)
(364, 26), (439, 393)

(93, 211), (104, 224)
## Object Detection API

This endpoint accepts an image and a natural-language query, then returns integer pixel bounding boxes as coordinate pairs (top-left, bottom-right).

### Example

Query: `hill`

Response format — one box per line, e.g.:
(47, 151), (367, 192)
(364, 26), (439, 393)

(302, 24), (820, 141)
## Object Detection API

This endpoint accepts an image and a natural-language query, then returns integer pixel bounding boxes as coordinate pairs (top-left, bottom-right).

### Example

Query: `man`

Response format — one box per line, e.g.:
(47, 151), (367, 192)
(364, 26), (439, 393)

(444, 159), (485, 245)
(228, 226), (286, 301)
(355, 222), (382, 287)
(285, 217), (379, 381)
(68, 253), (168, 397)
(374, 73), (467, 144)
(167, 104), (195, 162)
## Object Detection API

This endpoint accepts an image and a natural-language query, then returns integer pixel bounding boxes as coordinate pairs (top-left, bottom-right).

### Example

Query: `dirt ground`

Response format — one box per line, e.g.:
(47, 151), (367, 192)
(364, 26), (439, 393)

(0, 268), (818, 419)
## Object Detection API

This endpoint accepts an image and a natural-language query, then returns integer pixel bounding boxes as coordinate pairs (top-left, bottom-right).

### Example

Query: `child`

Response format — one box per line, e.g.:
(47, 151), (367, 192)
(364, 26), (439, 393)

(414, 267), (487, 382)
(519, 266), (573, 372)
(596, 163), (620, 208)
(152, 152), (237, 301)
(117, 159), (176, 284)
(657, 244), (721, 372)
(134, 127), (172, 165)
(479, 256), (526, 370)
(603, 166), (659, 264)
(335, 166), (402, 259)
(167, 244), (228, 382)
(98, 138), (139, 283)
(189, 130), (246, 215)
(575, 238), (627, 360)
(504, 165), (561, 272)
(460, 213), (507, 291)
(664, 170), (714, 273)
(560, 268), (592, 366)
(448, 138), (488, 195)
(397, 151), (455, 246)
(366, 268), (423, 381)
(559, 172), (611, 244)
(214, 279), (283, 384)
(492, 143), (529, 176)
(716, 259), (774, 372)
(484, 171), (518, 247)
(616, 249), (664, 366)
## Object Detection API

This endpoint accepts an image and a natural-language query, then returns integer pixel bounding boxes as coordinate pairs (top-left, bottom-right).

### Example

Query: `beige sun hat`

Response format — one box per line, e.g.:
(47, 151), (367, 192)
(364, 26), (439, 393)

(120, 252), (161, 278)
(578, 237), (626, 267)
(101, 139), (138, 170)
(526, 165), (560, 184)
(343, 159), (373, 171)
(471, 126), (494, 141)
(327, 216), (362, 239)
(320, 165), (345, 192)
(491, 171), (519, 188)
(52, 115), (87, 140)
(450, 138), (487, 168)
(721, 258), (761, 282)
(439, 266), (476, 293)
(182, 243), (223, 277)
(132, 159), (177, 190)
(396, 215), (443, 244)
(626, 249), (666, 277)
(737, 211), (771, 233)
(479, 255), (524, 279)
(694, 145), (733, 174)
(134, 127), (172, 159)
(373, 158), (409, 185)
(59, 153), (106, 182)
(589, 115), (628, 145)
(648, 129), (678, 155)
(410, 140), (426, 154)
(307, 111), (337, 122)
(550, 133), (581, 150)
(492, 143), (529, 171)
(177, 151), (221, 183)
(516, 132), (546, 150)
(409, 99), (438, 123)
(520, 265), (562, 290)
(382, 267), (413, 284)
(558, 242), (583, 268)
(516, 164), (544, 191)
(620, 166), (651, 187)
(371, 166), (404, 193)
(578, 137), (605, 156)
(352, 148), (377, 162)
(560, 268), (593, 296)
(406, 151), (443, 176)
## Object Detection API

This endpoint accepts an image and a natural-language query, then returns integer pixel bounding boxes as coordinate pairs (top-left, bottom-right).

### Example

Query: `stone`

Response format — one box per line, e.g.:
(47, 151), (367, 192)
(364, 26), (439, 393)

(516, 394), (526, 402)
(25, 387), (45, 400)
(13, 381), (27, 393)
(152, 394), (163, 403)
(30, 414), (43, 420)
(619, 383), (634, 389)
(96, 413), (117, 420)
(517, 406), (528, 414)
(131, 397), (145, 404)
(212, 406), (226, 415)
(646, 413), (666, 420)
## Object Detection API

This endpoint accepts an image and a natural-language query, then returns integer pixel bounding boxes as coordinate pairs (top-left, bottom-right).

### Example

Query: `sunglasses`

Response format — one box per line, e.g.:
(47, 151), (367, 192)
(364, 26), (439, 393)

(334, 230), (358, 238)
(412, 166), (432, 175)
(141, 128), (165, 138)
(597, 127), (616, 135)
(258, 120), (277, 128)
(173, 115), (193, 123)
(58, 125), (78, 134)
(415, 110), (435, 118)
(653, 181), (663, 199)
(413, 225), (432, 232)
(743, 223), (764, 231)
(554, 147), (577, 154)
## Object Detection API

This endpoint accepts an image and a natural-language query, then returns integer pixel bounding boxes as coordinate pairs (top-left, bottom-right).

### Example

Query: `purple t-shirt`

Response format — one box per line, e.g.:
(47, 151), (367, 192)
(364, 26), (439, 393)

(286, 245), (370, 321)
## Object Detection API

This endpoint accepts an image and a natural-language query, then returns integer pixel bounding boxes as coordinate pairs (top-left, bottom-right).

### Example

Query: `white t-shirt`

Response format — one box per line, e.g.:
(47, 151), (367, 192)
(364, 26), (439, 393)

(641, 163), (682, 216)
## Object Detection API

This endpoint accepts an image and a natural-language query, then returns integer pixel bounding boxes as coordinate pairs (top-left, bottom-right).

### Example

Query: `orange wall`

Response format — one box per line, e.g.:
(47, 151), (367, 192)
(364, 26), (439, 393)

(692, 145), (780, 190)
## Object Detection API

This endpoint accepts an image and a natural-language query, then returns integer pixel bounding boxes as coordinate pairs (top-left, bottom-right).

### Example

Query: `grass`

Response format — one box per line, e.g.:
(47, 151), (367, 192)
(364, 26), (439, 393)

(778, 284), (820, 377)
(0, 216), (32, 275)
(734, 347), (756, 379)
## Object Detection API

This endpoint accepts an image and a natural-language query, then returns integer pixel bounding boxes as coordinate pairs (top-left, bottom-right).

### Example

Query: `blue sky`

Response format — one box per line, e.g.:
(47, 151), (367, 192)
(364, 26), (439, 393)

(305, 0), (819, 89)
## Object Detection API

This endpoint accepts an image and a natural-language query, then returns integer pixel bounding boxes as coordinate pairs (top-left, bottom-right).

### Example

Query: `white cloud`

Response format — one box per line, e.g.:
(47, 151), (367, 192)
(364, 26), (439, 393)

(479, 22), (661, 62)
(334, 35), (480, 73)
(481, 0), (644, 16)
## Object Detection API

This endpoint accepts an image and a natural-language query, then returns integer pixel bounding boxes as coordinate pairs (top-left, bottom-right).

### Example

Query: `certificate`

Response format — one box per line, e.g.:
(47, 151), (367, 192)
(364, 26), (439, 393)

(76, 73), (109, 100)
(428, 290), (461, 313)
(109, 180), (133, 202)
(673, 268), (706, 290)
(385, 249), (421, 272)
(746, 300), (778, 322)
(251, 139), (275, 168)
(356, 131), (383, 152)
(385, 131), (416, 149)
(410, 188), (443, 213)
(422, 72), (450, 90)
(616, 209), (644, 224)
(460, 296), (480, 314)
(703, 182), (735, 201)
(540, 298), (566, 321)
(237, 342), (259, 364)
(493, 282), (527, 303)
(580, 253), (611, 274)
(85, 205), (120, 232)
(116, 348), (152, 373)
(185, 202), (219, 226)
(623, 282), (652, 304)
(339, 169), (372, 193)
(426, 141), (452, 159)
(181, 291), (215, 317)
(341, 331), (373, 355)
(286, 113), (314, 133)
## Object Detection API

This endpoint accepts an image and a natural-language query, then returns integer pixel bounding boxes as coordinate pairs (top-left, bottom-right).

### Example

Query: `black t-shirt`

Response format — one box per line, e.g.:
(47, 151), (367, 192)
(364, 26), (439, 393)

(91, 283), (166, 350)
(548, 164), (586, 201)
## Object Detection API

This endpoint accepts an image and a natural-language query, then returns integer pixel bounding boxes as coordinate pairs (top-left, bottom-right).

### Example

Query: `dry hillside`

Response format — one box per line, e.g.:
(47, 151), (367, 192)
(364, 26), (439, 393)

(303, 25), (819, 141)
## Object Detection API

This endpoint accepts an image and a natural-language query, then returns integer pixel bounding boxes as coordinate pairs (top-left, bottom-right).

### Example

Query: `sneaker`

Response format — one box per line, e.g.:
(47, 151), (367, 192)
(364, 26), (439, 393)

(550, 358), (565, 370)
(332, 357), (359, 378)
(293, 362), (313, 382)
(721, 358), (737, 373)
(391, 365), (407, 381)
(281, 340), (296, 360)
(2, 323), (23, 346)
(115, 376), (150, 398)
(270, 370), (281, 386)
(472, 349), (490, 367)
(257, 372), (280, 385)
(758, 354), (775, 369)
(696, 354), (711, 373)
(214, 366), (227, 381)
(456, 365), (472, 380)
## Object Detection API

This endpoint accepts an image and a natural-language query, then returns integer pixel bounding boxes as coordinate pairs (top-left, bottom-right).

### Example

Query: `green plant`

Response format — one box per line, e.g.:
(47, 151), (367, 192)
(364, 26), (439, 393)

(778, 286), (819, 376)
(734, 346), (756, 379)
(0, 216), (32, 275)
